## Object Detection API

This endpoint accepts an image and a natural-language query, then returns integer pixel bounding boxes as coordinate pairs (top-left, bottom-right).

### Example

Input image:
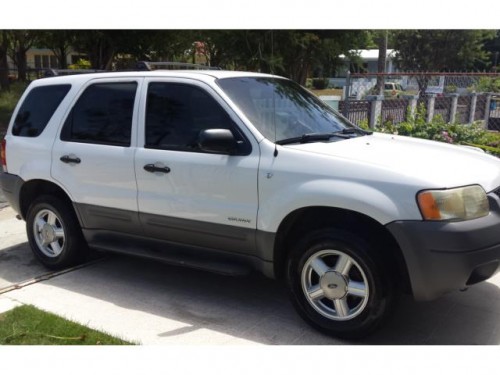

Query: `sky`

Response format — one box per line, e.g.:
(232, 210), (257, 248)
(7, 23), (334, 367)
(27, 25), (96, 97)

(3, 0), (500, 29)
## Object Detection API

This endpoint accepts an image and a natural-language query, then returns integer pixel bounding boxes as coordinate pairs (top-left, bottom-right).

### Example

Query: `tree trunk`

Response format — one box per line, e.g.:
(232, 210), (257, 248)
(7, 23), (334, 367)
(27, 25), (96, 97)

(16, 49), (28, 81)
(376, 31), (388, 95)
(88, 40), (115, 70)
(296, 63), (309, 86)
(417, 75), (430, 97)
(0, 34), (9, 91)
(56, 44), (68, 69)
(0, 55), (9, 91)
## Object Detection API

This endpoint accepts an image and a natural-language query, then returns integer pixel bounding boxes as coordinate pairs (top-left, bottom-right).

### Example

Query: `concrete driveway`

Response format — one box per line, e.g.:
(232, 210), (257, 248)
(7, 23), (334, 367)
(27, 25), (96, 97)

(1, 206), (499, 345)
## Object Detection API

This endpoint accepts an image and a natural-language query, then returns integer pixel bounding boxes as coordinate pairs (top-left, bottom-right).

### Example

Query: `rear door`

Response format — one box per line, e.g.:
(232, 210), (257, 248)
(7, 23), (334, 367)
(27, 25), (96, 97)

(134, 78), (260, 256)
(51, 78), (143, 235)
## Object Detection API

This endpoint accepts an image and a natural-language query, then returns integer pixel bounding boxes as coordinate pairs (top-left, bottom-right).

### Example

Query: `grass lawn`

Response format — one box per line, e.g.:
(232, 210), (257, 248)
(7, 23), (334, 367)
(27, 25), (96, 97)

(0, 305), (134, 345)
(309, 88), (343, 97)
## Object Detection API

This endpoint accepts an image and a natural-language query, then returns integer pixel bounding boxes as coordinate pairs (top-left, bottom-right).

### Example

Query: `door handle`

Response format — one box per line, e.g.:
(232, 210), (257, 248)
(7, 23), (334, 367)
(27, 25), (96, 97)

(144, 164), (171, 174)
(60, 155), (81, 164)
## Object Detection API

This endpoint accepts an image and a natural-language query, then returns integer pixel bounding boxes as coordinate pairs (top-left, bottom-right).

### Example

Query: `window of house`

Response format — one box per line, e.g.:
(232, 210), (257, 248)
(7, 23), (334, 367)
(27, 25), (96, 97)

(42, 55), (49, 68)
(34, 55), (42, 69)
(34, 54), (60, 69)
(61, 82), (137, 147)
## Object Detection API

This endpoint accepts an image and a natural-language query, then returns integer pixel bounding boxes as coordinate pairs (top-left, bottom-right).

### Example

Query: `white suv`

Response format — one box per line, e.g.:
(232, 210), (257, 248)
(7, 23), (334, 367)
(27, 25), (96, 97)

(1, 70), (500, 338)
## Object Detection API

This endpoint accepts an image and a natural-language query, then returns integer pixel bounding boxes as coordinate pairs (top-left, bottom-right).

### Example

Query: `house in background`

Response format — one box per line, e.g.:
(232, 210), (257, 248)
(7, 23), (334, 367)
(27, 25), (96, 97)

(328, 49), (399, 94)
(7, 48), (86, 72)
(337, 49), (398, 76)
(28, 48), (59, 69)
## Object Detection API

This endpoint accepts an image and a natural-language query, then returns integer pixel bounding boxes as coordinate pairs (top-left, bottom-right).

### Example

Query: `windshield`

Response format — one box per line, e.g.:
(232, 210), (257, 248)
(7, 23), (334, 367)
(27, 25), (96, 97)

(217, 77), (356, 143)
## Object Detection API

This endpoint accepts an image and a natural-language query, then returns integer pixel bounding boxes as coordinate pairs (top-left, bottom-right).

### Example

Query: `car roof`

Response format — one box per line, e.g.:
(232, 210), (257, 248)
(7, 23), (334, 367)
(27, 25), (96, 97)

(29, 70), (281, 87)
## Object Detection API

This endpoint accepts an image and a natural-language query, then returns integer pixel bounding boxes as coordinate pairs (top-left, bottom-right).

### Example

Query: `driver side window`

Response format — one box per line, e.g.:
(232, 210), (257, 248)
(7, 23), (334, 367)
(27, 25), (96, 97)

(145, 82), (234, 152)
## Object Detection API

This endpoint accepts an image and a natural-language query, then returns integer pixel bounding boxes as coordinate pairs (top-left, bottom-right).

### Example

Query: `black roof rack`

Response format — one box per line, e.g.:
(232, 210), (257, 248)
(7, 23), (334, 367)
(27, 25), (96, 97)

(43, 69), (106, 78)
(135, 61), (221, 71)
(40, 62), (220, 79)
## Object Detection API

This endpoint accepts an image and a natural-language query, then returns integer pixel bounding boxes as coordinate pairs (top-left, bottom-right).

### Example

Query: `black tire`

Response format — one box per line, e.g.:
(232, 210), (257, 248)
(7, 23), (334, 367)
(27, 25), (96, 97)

(26, 195), (87, 270)
(286, 228), (397, 339)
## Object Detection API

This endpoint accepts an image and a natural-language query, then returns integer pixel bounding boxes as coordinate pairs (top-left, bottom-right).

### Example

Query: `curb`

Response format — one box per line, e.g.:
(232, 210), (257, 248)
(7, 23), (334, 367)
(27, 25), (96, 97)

(0, 296), (22, 314)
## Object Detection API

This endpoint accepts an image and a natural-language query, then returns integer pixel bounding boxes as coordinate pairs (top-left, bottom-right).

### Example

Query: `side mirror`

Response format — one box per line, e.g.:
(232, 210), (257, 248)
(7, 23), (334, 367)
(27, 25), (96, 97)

(198, 129), (238, 154)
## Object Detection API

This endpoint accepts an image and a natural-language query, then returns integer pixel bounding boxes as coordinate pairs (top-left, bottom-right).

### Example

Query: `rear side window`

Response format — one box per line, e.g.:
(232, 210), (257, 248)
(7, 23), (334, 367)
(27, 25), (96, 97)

(61, 82), (137, 147)
(12, 84), (71, 137)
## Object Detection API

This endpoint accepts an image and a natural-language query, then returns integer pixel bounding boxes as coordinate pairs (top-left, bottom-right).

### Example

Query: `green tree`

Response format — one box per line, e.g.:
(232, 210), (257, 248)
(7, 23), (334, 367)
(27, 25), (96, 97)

(482, 30), (500, 72)
(71, 30), (117, 70)
(193, 30), (248, 69)
(313, 30), (373, 77)
(37, 30), (78, 69)
(72, 30), (194, 70)
(194, 30), (371, 85)
(393, 30), (496, 93)
(0, 31), (10, 91)
(393, 30), (495, 72)
(8, 30), (38, 81)
(109, 30), (193, 65)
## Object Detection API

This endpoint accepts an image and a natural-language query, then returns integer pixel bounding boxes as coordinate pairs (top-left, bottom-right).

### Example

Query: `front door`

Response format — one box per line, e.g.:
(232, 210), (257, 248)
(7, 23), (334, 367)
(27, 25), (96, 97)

(134, 78), (260, 255)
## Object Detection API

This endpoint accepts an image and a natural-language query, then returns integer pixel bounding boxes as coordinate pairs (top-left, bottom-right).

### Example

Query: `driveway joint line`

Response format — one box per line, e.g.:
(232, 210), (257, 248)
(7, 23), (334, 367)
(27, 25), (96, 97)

(0, 257), (107, 295)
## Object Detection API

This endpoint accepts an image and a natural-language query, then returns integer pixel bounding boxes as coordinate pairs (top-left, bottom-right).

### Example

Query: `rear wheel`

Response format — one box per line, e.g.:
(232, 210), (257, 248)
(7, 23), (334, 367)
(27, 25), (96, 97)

(26, 195), (87, 269)
(287, 229), (397, 339)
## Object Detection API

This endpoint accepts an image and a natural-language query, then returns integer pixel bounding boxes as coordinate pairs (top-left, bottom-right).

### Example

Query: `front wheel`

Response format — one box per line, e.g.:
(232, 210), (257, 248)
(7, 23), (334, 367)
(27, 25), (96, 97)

(26, 195), (87, 270)
(287, 229), (397, 339)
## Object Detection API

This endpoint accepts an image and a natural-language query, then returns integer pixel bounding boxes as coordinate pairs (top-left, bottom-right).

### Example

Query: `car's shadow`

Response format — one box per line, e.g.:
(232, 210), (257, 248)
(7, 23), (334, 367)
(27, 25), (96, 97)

(5, 249), (496, 345)
(0, 242), (51, 291)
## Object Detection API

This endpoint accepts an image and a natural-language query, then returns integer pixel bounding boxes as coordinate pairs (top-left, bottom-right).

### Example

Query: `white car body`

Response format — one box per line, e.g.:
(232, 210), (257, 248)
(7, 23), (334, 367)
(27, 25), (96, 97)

(1, 69), (499, 337)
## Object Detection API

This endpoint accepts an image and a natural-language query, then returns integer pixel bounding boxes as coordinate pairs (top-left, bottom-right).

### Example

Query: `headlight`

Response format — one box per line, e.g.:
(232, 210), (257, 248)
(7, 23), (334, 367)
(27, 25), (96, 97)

(417, 185), (489, 221)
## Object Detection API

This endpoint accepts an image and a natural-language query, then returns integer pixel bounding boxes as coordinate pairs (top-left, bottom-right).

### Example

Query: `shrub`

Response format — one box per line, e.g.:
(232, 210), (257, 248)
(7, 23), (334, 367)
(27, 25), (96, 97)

(312, 78), (329, 90)
(444, 85), (457, 94)
(371, 104), (500, 156)
(68, 59), (92, 70)
(473, 77), (500, 93)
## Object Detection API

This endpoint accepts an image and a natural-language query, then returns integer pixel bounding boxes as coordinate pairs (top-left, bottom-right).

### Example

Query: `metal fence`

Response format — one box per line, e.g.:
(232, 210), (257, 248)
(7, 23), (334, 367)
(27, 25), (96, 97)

(338, 100), (371, 125)
(340, 72), (500, 131)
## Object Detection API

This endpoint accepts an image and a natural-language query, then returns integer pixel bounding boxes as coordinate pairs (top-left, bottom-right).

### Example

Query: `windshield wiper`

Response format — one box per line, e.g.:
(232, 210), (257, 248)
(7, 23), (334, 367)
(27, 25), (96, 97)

(276, 127), (373, 146)
(276, 132), (350, 145)
(332, 127), (373, 136)
(276, 127), (373, 145)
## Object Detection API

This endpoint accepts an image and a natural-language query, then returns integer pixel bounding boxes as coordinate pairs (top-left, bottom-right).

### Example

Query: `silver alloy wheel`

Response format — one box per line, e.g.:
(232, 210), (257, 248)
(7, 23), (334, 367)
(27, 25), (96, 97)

(301, 249), (369, 321)
(32, 209), (66, 258)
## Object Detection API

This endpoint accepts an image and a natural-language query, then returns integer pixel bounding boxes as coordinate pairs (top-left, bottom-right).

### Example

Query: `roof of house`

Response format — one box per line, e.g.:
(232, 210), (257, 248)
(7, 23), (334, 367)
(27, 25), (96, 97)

(339, 49), (396, 60)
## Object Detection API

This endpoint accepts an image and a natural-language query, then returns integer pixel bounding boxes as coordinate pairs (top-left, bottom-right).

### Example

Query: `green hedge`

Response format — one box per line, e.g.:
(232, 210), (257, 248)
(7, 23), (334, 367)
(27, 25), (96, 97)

(359, 104), (500, 157)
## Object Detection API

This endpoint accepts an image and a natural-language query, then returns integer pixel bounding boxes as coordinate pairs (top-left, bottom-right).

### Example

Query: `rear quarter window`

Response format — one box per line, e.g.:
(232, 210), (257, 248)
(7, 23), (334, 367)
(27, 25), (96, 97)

(12, 84), (71, 137)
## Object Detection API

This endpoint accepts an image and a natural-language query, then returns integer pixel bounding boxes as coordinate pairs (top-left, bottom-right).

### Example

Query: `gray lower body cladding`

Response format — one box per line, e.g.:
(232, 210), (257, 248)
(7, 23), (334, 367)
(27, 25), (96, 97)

(75, 203), (276, 278)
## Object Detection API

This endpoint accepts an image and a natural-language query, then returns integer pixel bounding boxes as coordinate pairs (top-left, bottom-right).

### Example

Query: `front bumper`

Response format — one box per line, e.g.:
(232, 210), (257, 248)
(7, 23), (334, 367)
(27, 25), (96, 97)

(387, 191), (500, 301)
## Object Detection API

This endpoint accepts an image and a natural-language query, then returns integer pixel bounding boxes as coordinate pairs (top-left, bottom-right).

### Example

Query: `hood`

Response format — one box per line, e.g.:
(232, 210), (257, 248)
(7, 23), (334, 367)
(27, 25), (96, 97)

(286, 132), (500, 192)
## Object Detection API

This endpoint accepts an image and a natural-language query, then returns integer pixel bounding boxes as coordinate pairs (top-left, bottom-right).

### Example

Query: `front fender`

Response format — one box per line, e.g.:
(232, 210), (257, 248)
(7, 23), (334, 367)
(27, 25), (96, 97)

(257, 178), (420, 233)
